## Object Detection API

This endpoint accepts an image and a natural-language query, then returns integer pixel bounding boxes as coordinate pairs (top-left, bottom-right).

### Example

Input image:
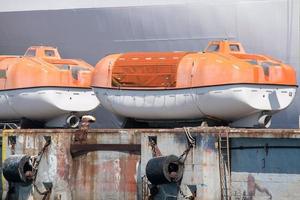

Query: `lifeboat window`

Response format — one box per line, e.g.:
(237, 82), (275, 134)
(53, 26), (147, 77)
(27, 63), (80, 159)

(0, 70), (6, 78)
(71, 66), (89, 80)
(24, 49), (36, 57)
(261, 62), (276, 67)
(45, 50), (55, 57)
(260, 62), (275, 76)
(229, 44), (240, 52)
(206, 44), (219, 52)
(247, 60), (258, 65)
(56, 64), (70, 70)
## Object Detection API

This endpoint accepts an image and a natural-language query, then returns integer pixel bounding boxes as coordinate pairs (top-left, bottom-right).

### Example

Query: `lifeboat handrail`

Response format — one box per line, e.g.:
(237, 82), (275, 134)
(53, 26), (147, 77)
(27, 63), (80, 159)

(0, 55), (19, 62)
(207, 52), (231, 60)
(44, 58), (77, 65)
(36, 58), (93, 71)
(26, 57), (61, 71)
(230, 53), (281, 63)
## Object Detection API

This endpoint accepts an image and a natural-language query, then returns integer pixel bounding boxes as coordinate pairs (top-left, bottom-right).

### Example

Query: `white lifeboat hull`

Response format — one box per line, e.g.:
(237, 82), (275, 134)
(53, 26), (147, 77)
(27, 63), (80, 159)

(93, 84), (296, 127)
(0, 87), (100, 126)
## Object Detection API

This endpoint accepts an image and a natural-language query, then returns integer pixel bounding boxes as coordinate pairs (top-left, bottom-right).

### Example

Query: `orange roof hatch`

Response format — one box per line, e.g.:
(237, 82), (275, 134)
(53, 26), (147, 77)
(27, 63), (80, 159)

(205, 40), (245, 54)
(24, 46), (61, 59)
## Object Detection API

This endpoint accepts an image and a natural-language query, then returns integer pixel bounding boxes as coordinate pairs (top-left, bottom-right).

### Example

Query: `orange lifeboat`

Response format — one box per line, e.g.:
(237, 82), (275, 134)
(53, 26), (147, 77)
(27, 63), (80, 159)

(92, 41), (297, 128)
(0, 46), (99, 128)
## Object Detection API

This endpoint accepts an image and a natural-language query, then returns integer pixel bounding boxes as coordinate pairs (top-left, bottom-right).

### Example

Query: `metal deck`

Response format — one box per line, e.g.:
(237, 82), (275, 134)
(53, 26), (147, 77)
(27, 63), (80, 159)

(1, 127), (300, 199)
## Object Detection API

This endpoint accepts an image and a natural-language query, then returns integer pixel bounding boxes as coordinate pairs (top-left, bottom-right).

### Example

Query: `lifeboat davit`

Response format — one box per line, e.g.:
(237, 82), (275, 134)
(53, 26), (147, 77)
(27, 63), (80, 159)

(0, 46), (99, 128)
(92, 41), (297, 128)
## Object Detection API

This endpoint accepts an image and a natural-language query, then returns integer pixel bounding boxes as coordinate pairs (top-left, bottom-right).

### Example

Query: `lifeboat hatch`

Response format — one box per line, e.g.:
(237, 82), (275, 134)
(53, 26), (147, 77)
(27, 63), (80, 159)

(24, 46), (61, 59)
(205, 40), (246, 54)
(112, 52), (190, 88)
(55, 64), (71, 70)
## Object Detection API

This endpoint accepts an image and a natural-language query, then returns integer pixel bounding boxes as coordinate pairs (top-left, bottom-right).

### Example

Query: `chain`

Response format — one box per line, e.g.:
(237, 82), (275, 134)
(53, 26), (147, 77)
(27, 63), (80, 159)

(32, 139), (51, 179)
(179, 187), (194, 200)
(149, 140), (157, 157)
(177, 147), (191, 164)
(33, 184), (50, 196)
(147, 128), (196, 199)
(30, 139), (51, 196)
(177, 127), (196, 163)
(149, 138), (162, 157)
(177, 127), (196, 199)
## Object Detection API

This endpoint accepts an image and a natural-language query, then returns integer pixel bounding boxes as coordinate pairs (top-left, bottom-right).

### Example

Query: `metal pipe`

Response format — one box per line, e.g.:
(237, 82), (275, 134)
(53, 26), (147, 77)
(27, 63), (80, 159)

(66, 115), (80, 128)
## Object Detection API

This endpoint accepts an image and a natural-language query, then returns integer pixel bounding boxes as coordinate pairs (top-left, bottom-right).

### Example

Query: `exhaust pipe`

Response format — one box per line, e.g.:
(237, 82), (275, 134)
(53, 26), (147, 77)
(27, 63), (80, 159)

(66, 115), (80, 128)
(258, 114), (272, 128)
(230, 112), (272, 128)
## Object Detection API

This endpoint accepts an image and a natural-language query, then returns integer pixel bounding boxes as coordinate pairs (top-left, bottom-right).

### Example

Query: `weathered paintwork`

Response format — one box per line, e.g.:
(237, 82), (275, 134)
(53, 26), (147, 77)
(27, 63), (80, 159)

(1, 127), (300, 199)
(140, 131), (220, 200)
(231, 138), (300, 200)
(2, 129), (141, 200)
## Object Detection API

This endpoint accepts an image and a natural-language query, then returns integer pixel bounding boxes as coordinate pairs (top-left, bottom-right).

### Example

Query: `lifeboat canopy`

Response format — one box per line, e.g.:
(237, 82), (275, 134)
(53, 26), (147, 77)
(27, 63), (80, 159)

(24, 46), (62, 59)
(205, 40), (246, 54)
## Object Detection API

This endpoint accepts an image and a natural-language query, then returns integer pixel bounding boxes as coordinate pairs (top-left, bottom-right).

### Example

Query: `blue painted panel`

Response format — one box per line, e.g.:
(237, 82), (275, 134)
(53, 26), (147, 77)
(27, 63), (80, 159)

(231, 138), (300, 174)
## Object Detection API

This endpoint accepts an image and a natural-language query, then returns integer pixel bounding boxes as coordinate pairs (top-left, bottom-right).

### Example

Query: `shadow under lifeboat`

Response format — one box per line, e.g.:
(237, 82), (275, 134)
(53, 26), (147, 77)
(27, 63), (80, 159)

(92, 41), (297, 128)
(0, 46), (100, 128)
